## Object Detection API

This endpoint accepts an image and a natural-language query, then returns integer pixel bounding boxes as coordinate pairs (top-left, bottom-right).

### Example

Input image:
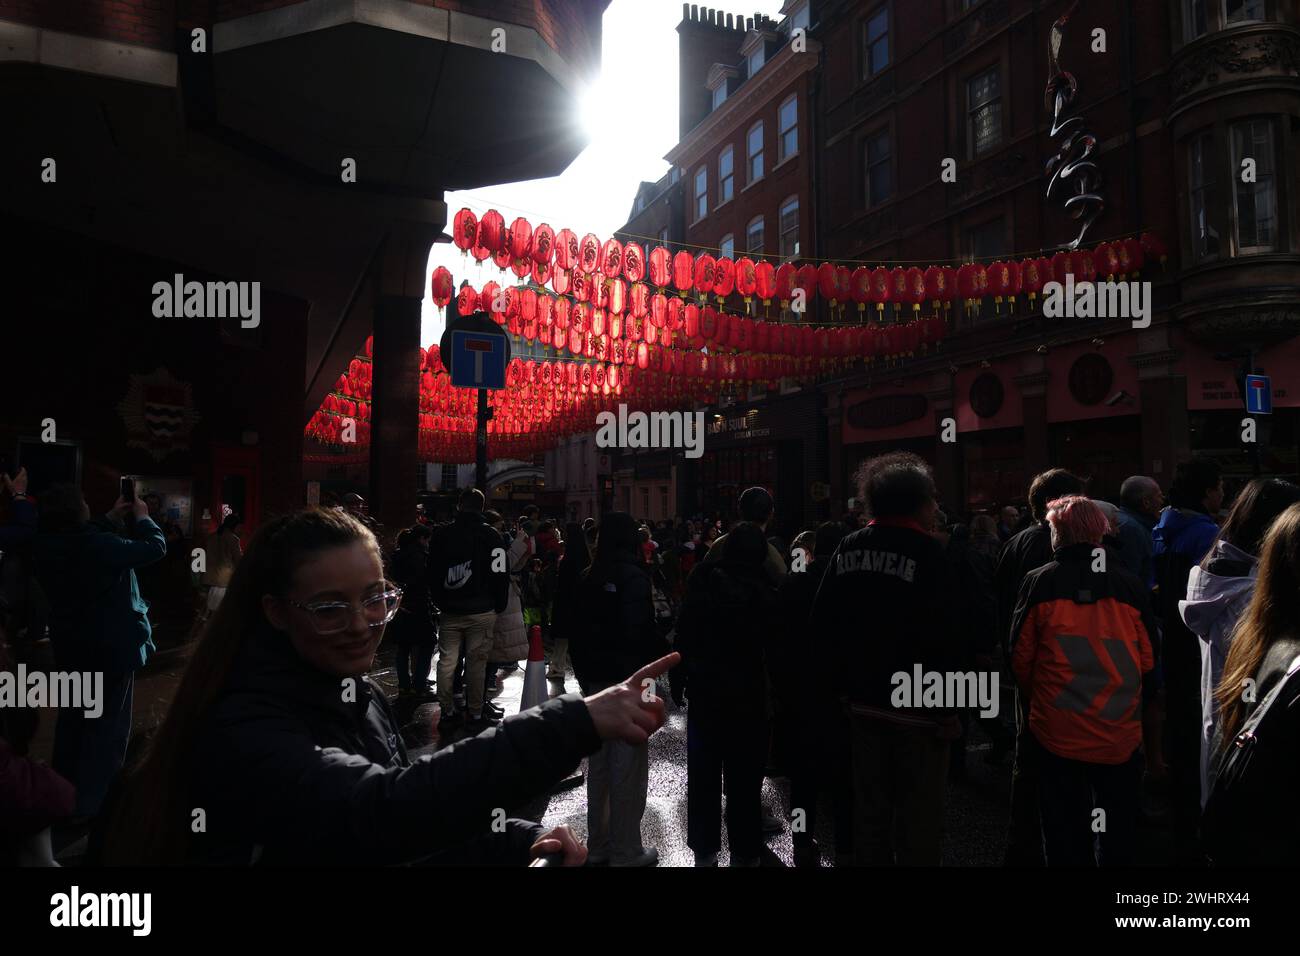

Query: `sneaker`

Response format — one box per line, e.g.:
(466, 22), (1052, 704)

(483, 701), (505, 718)
(610, 848), (659, 868)
(694, 851), (719, 867)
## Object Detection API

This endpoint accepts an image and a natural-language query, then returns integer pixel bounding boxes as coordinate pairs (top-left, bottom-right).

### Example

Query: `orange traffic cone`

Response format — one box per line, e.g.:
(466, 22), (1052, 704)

(520, 625), (548, 712)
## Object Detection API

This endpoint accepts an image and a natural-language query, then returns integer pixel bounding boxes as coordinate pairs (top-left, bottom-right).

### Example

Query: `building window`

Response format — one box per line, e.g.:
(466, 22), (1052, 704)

(1224, 0), (1266, 25)
(863, 7), (889, 78)
(748, 45), (765, 78)
(779, 197), (799, 258)
(720, 233), (735, 259)
(864, 127), (893, 207)
(748, 121), (765, 183)
(1184, 0), (1208, 40)
(694, 166), (707, 222)
(788, 2), (810, 33)
(659, 226), (669, 246)
(967, 68), (1002, 157)
(778, 96), (798, 162)
(1188, 131), (1222, 260)
(1232, 118), (1277, 252)
(712, 83), (727, 110)
(746, 216), (765, 254)
(719, 145), (734, 204)
(441, 463), (458, 490)
(964, 217), (1006, 263)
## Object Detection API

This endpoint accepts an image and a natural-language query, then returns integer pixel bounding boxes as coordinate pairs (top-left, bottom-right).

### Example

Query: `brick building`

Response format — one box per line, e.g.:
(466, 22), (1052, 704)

(813, 0), (1300, 513)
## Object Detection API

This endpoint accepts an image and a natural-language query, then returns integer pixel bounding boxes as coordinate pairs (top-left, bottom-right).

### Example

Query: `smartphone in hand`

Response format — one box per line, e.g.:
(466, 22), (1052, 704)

(120, 476), (136, 503)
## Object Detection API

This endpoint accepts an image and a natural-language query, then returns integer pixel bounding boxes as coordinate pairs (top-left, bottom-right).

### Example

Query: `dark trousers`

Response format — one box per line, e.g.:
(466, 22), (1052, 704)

(53, 669), (133, 818)
(1036, 740), (1142, 866)
(1162, 627), (1203, 854)
(848, 710), (949, 866)
(1005, 686), (1045, 866)
(396, 641), (435, 691)
(686, 691), (767, 860)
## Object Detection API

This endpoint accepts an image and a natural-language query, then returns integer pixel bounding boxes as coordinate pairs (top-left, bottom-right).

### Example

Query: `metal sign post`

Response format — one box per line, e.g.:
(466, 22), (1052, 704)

(440, 311), (510, 492)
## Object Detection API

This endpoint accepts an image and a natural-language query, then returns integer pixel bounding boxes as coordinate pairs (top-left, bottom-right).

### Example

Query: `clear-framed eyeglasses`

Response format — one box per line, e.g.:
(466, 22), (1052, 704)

(288, 586), (403, 635)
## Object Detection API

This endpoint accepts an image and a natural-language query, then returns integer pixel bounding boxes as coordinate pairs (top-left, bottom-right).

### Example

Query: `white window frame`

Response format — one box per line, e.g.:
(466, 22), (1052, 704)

(967, 67), (1002, 158)
(778, 95), (798, 163)
(864, 127), (892, 207)
(1188, 131), (1221, 261)
(863, 7), (889, 79)
(712, 84), (728, 110)
(748, 47), (765, 78)
(719, 234), (735, 259)
(719, 145), (735, 204)
(694, 166), (708, 223)
(746, 216), (765, 255)
(1231, 118), (1277, 254)
(779, 196), (799, 259)
(1223, 0), (1266, 26)
(748, 121), (765, 184)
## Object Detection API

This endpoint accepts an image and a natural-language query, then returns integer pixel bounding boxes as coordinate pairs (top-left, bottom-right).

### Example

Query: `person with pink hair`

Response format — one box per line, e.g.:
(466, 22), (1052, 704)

(1009, 495), (1158, 865)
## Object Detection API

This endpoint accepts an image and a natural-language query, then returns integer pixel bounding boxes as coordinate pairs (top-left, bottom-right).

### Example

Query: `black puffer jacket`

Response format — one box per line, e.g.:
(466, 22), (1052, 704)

(569, 553), (668, 691)
(674, 557), (778, 706)
(994, 522), (1053, 654)
(186, 632), (600, 865)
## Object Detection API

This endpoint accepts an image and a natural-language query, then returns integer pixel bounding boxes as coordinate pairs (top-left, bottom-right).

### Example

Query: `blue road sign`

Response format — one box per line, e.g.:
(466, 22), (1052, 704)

(1245, 374), (1272, 415)
(450, 328), (507, 390)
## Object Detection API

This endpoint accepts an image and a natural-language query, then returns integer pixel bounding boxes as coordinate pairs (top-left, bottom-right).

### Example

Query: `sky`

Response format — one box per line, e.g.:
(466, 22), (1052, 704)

(419, 0), (789, 348)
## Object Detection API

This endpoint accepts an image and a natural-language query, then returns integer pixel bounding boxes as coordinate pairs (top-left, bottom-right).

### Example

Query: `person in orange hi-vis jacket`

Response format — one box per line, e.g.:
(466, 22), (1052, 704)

(1010, 495), (1157, 866)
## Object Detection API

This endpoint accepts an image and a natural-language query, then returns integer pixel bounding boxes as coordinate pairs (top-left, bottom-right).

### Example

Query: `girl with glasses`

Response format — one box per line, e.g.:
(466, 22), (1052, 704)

(97, 507), (676, 865)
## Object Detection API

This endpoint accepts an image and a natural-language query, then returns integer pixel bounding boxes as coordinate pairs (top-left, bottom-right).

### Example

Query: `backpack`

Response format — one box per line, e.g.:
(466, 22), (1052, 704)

(427, 521), (484, 609)
(1201, 653), (1300, 866)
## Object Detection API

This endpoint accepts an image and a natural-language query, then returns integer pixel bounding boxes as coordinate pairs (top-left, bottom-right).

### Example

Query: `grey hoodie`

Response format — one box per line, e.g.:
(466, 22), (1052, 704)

(1178, 539), (1256, 807)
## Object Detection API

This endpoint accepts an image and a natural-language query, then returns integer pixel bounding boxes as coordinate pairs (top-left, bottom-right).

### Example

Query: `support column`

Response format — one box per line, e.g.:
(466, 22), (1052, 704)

(1130, 328), (1188, 487)
(825, 389), (845, 517)
(926, 373), (960, 512)
(368, 220), (440, 544)
(1015, 360), (1051, 480)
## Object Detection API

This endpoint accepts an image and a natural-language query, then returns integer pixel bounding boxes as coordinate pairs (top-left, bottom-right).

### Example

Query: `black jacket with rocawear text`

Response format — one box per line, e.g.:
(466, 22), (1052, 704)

(180, 631), (600, 865)
(811, 519), (962, 712)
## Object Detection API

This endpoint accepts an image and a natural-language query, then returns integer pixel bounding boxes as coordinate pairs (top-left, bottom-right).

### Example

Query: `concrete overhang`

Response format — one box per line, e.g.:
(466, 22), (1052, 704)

(212, 0), (591, 193)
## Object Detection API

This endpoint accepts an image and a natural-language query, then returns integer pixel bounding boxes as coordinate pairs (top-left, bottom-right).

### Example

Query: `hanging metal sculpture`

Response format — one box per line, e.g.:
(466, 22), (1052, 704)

(1044, 1), (1103, 250)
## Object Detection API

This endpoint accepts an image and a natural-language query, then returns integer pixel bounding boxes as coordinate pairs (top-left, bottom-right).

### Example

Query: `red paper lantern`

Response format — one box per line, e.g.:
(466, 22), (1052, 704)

(754, 261), (776, 306)
(478, 210), (506, 255)
(775, 263), (797, 307)
(795, 264), (819, 304)
(649, 247), (671, 287)
(736, 257), (757, 304)
(508, 217), (532, 262)
(667, 297), (685, 332)
(551, 267), (571, 297)
(600, 239), (623, 278)
(817, 262), (838, 304)
(622, 242), (645, 282)
(684, 302), (700, 338)
(531, 223), (555, 266)
(630, 282), (649, 318)
(904, 266), (926, 314)
(456, 283), (479, 316)
(693, 254), (717, 297)
(1077, 250), (1097, 284)
(987, 261), (1012, 311)
(672, 250), (695, 295)
(579, 234), (601, 273)
(607, 278), (627, 316)
(851, 266), (872, 314)
(492, 245), (512, 271)
(1095, 242), (1121, 279)
(1121, 237), (1145, 276)
(531, 260), (551, 287)
(868, 267), (891, 316)
(1020, 259), (1045, 302)
(453, 208), (478, 253)
(650, 293), (667, 328)
(1140, 232), (1167, 266)
(554, 229), (578, 271)
(481, 280), (502, 318)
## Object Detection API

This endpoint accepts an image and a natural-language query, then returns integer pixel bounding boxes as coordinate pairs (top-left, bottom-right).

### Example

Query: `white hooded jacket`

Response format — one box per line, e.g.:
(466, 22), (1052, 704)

(1178, 539), (1256, 807)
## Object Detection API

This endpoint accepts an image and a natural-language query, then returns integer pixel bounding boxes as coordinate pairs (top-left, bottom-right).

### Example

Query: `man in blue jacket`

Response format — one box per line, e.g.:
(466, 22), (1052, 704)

(34, 484), (166, 818)
(1152, 459), (1223, 861)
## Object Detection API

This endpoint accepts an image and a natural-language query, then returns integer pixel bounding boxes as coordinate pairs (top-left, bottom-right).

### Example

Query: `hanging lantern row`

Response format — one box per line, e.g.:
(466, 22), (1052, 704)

(445, 207), (1164, 317)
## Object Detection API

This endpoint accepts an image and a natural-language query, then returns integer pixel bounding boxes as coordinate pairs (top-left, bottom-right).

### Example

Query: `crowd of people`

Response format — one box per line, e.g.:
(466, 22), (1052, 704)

(3, 454), (1299, 868)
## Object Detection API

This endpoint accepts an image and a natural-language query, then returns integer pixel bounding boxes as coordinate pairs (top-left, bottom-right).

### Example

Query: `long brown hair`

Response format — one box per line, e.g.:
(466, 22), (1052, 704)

(1214, 502), (1300, 746)
(100, 508), (379, 865)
